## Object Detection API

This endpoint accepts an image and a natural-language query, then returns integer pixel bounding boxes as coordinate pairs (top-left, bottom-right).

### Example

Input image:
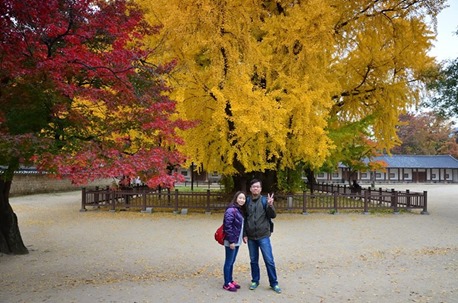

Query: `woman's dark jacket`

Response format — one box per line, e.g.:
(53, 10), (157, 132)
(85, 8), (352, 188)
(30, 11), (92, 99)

(223, 204), (244, 244)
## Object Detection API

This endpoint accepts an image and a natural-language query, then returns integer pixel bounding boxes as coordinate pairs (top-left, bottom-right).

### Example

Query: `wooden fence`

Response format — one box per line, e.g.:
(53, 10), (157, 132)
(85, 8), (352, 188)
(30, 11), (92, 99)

(81, 183), (428, 214)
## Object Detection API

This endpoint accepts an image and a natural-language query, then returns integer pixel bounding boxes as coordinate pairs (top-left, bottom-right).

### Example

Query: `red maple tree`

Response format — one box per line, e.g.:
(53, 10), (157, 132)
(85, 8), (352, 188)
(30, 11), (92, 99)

(0, 0), (193, 254)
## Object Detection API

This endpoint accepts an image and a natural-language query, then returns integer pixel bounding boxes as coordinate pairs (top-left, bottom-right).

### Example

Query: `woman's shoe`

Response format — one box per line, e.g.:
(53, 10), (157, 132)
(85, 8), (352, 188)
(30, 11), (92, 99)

(231, 281), (241, 289)
(223, 282), (237, 292)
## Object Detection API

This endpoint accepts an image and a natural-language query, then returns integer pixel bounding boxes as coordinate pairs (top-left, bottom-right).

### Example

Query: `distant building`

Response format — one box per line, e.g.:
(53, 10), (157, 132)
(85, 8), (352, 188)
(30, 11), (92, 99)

(176, 167), (221, 183)
(317, 155), (458, 184)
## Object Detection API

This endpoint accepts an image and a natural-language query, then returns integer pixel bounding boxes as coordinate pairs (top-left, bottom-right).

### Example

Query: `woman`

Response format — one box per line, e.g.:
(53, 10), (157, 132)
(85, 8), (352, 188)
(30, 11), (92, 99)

(222, 191), (246, 292)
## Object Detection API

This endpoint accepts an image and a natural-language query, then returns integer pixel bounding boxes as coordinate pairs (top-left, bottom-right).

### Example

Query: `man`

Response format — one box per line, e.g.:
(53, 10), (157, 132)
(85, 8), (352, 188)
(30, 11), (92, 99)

(243, 179), (281, 294)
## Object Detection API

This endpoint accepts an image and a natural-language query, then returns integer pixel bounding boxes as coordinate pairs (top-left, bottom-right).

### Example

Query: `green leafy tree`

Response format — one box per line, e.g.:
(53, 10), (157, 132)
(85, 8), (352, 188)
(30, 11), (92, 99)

(425, 30), (458, 118)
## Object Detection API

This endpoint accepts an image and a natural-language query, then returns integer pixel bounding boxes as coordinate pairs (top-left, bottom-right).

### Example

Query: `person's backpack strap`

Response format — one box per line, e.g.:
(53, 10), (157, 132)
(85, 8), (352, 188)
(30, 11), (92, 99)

(260, 196), (267, 209)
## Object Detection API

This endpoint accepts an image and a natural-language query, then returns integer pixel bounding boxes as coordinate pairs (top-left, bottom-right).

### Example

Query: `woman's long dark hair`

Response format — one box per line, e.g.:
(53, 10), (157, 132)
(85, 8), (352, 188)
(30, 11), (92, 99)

(227, 191), (246, 215)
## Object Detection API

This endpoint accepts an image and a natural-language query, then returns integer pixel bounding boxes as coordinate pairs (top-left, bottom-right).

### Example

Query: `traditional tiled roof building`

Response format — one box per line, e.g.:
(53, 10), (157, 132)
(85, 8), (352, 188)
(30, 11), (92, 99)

(318, 155), (458, 183)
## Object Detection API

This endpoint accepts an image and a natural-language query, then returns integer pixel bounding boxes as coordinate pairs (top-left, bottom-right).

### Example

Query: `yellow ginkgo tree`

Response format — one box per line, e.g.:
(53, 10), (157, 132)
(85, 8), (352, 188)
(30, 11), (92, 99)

(137, 0), (445, 191)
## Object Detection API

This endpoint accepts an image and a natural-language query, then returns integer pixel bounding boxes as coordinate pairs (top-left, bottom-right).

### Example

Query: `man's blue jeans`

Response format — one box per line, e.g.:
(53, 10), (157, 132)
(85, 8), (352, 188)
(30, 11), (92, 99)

(223, 245), (240, 285)
(247, 237), (278, 287)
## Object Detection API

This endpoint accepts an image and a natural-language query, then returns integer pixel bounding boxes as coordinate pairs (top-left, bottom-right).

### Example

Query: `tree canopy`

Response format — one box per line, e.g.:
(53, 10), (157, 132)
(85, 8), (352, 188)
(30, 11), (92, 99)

(137, 0), (445, 186)
(392, 112), (458, 158)
(0, 0), (191, 187)
(425, 56), (458, 119)
(0, 0), (191, 255)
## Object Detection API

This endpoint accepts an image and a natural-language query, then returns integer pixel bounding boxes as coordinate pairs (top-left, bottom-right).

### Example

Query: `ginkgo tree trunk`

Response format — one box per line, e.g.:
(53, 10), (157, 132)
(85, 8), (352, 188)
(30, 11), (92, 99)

(0, 0), (192, 254)
(137, 0), (445, 191)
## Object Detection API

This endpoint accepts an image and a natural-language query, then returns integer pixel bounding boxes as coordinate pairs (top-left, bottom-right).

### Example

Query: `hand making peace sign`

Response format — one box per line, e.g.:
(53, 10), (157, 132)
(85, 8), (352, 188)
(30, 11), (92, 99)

(267, 193), (274, 206)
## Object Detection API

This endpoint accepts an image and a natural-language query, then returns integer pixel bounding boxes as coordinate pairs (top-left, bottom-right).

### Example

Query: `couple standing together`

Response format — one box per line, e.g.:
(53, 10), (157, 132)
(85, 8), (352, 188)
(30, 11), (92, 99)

(222, 179), (282, 294)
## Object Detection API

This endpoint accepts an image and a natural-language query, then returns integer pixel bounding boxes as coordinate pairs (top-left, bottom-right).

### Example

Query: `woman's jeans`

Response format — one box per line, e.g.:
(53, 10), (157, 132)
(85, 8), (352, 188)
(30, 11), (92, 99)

(247, 237), (278, 287)
(223, 245), (240, 285)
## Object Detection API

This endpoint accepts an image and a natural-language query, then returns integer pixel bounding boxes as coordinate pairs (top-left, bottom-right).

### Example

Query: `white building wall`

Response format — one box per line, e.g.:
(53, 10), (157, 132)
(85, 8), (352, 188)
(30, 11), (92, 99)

(315, 167), (458, 183)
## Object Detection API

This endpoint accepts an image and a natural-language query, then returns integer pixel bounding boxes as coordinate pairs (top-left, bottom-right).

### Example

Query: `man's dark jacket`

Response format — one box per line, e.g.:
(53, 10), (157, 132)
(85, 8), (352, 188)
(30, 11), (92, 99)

(244, 195), (276, 240)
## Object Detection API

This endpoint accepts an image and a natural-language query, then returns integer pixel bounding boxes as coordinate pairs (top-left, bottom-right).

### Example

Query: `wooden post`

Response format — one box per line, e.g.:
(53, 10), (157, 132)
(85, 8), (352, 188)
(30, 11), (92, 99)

(142, 190), (147, 212)
(302, 191), (308, 215)
(392, 189), (399, 214)
(205, 190), (211, 214)
(174, 189), (179, 213)
(333, 191), (338, 213)
(80, 187), (87, 212)
(406, 189), (411, 208)
(421, 191), (429, 215)
(110, 191), (116, 212)
(94, 186), (99, 206)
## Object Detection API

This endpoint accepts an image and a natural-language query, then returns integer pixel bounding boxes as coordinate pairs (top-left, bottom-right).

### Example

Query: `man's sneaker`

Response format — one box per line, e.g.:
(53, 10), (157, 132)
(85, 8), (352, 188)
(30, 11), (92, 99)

(271, 285), (282, 294)
(231, 281), (241, 289)
(249, 282), (259, 290)
(223, 283), (237, 292)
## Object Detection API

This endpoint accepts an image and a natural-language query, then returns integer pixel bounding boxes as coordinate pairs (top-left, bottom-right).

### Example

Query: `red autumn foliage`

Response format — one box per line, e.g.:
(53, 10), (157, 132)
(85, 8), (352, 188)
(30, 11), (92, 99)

(0, 0), (194, 188)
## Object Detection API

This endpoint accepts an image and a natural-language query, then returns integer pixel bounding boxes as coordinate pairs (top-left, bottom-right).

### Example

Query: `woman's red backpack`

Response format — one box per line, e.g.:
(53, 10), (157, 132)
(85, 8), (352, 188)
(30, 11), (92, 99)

(215, 207), (237, 245)
(214, 224), (225, 245)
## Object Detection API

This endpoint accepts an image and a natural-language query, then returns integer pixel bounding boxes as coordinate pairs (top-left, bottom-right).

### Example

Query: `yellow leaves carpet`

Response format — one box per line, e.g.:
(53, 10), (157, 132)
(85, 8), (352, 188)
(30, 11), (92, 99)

(1, 184), (457, 303)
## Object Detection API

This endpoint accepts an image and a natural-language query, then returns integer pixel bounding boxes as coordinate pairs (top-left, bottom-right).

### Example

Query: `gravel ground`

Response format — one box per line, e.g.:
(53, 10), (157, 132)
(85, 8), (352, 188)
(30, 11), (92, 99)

(0, 184), (457, 303)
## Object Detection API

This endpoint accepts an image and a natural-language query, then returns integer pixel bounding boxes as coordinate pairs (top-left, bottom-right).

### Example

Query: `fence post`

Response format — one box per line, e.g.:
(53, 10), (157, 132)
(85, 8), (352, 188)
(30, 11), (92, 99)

(421, 191), (429, 215)
(104, 186), (109, 204)
(363, 190), (369, 215)
(141, 190), (147, 212)
(174, 189), (179, 213)
(391, 189), (399, 214)
(287, 195), (293, 210)
(94, 186), (99, 206)
(80, 188), (87, 212)
(205, 190), (211, 214)
(110, 190), (116, 212)
(406, 189), (411, 208)
(333, 191), (338, 214)
(302, 191), (308, 215)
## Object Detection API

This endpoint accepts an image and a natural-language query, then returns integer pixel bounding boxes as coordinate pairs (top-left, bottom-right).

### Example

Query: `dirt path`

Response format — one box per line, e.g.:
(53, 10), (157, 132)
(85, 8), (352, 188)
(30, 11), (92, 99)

(1, 184), (457, 303)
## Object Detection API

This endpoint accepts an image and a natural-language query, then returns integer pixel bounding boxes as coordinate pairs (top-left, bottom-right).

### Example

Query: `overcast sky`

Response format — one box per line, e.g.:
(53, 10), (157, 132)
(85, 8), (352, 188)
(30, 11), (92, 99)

(429, 0), (458, 61)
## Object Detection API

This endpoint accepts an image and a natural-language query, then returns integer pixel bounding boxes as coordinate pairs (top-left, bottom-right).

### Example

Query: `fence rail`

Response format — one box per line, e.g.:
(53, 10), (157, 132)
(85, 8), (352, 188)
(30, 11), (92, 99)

(81, 183), (428, 214)
(313, 182), (428, 213)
